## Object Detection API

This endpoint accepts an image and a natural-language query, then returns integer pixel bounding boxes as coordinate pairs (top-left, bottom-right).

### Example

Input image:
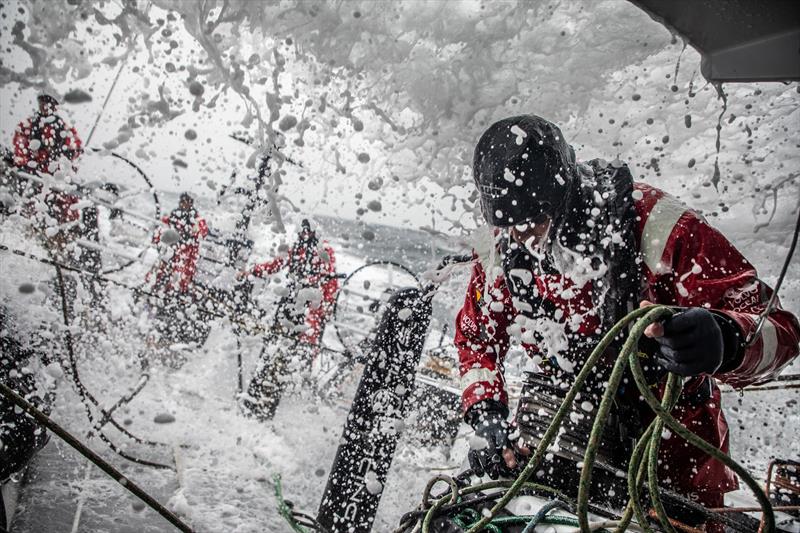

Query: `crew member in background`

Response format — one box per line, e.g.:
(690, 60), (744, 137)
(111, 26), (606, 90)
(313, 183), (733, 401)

(148, 192), (209, 294)
(12, 94), (84, 257)
(240, 219), (339, 420)
(455, 115), (800, 531)
(246, 218), (338, 346)
(13, 94), (82, 175)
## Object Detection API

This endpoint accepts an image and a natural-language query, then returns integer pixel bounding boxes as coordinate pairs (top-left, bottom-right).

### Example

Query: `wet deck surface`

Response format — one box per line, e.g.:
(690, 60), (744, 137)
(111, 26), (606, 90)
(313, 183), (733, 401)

(10, 439), (180, 533)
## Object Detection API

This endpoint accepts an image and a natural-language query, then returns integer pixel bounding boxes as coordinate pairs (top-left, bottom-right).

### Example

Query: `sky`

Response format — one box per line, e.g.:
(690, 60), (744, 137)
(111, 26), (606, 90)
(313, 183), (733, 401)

(0, 0), (797, 240)
(1, 2), (799, 530)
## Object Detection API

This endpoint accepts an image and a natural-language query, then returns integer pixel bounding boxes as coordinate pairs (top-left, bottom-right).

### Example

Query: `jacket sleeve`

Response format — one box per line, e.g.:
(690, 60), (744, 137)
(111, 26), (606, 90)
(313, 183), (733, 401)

(63, 125), (82, 161)
(70, 126), (82, 158)
(12, 121), (30, 168)
(649, 210), (800, 388)
(195, 218), (209, 239)
(320, 244), (338, 305)
(455, 261), (514, 415)
(252, 255), (286, 277)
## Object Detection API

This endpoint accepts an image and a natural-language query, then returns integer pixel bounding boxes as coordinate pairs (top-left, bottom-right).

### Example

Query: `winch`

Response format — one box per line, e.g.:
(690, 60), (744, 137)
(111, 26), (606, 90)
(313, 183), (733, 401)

(514, 371), (634, 512)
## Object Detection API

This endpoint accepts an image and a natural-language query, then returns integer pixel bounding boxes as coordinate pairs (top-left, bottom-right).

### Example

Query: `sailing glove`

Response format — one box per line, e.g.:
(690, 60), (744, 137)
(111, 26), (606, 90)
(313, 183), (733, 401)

(653, 307), (742, 377)
(466, 400), (512, 479)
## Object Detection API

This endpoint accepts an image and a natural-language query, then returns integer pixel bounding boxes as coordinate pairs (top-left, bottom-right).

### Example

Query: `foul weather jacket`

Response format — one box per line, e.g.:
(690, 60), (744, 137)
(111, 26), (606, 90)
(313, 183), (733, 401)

(13, 112), (83, 226)
(251, 242), (339, 346)
(150, 210), (209, 293)
(13, 112), (82, 174)
(455, 182), (800, 505)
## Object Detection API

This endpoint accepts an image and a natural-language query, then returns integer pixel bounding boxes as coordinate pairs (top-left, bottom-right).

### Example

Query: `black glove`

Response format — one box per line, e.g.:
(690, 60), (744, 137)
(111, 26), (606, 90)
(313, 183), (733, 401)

(466, 400), (512, 479)
(653, 307), (742, 377)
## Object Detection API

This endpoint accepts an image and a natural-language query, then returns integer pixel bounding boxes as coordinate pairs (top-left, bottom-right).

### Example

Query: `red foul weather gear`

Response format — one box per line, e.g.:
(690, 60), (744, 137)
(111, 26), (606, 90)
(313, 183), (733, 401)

(251, 242), (338, 346)
(149, 208), (209, 293)
(13, 112), (82, 175)
(455, 182), (800, 511)
(13, 111), (83, 226)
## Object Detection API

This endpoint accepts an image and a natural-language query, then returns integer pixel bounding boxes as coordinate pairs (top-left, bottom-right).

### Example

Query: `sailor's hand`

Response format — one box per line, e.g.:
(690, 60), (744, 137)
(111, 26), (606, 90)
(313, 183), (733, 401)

(466, 401), (525, 479)
(641, 301), (730, 376)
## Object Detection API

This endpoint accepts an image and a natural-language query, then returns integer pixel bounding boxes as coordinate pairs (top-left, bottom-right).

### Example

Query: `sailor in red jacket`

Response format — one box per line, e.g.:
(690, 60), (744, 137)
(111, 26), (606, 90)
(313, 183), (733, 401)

(246, 219), (338, 346)
(456, 115), (800, 524)
(149, 193), (209, 294)
(12, 95), (83, 241)
(239, 219), (339, 421)
(13, 94), (82, 175)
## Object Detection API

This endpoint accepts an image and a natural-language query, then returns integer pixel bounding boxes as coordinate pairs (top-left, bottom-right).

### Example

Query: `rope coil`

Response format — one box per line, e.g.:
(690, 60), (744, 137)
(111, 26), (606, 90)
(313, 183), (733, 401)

(422, 305), (775, 533)
(422, 475), (459, 508)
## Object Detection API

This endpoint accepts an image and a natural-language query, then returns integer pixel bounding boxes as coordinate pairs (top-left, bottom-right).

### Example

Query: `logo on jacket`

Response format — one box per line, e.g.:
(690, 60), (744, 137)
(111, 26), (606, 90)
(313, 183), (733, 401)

(460, 314), (478, 335)
(724, 281), (763, 312)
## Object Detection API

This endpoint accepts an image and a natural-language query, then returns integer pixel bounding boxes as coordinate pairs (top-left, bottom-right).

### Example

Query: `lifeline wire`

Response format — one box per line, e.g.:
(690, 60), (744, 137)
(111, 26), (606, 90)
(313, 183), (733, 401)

(54, 265), (174, 469)
(0, 243), (329, 346)
(746, 203), (800, 346)
(0, 243), (260, 332)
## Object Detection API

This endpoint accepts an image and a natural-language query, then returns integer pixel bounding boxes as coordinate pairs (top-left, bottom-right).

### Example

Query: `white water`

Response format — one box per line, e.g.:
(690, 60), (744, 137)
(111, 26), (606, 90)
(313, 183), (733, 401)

(1, 1), (798, 531)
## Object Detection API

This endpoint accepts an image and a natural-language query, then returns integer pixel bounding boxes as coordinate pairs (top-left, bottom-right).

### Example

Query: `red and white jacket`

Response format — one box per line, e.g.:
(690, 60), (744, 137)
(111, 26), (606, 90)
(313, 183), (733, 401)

(13, 112), (83, 224)
(149, 212), (209, 293)
(251, 242), (339, 346)
(455, 182), (800, 503)
(13, 113), (82, 174)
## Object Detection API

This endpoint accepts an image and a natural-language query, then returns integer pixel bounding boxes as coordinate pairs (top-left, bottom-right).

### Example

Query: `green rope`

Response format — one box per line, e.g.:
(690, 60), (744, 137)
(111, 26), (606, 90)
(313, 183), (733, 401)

(521, 500), (569, 533)
(465, 513), (612, 531)
(457, 511), (503, 533)
(575, 308), (668, 530)
(273, 474), (309, 533)
(645, 374), (681, 533)
(627, 345), (775, 532)
(458, 305), (656, 533)
(451, 508), (480, 531)
(576, 305), (680, 533)
(426, 304), (776, 533)
(619, 419), (656, 532)
(421, 480), (571, 533)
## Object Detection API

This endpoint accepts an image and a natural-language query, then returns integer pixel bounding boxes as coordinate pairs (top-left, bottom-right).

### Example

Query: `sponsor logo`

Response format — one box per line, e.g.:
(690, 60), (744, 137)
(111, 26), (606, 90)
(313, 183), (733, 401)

(461, 314), (478, 334)
(479, 182), (507, 198)
(724, 281), (762, 312)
